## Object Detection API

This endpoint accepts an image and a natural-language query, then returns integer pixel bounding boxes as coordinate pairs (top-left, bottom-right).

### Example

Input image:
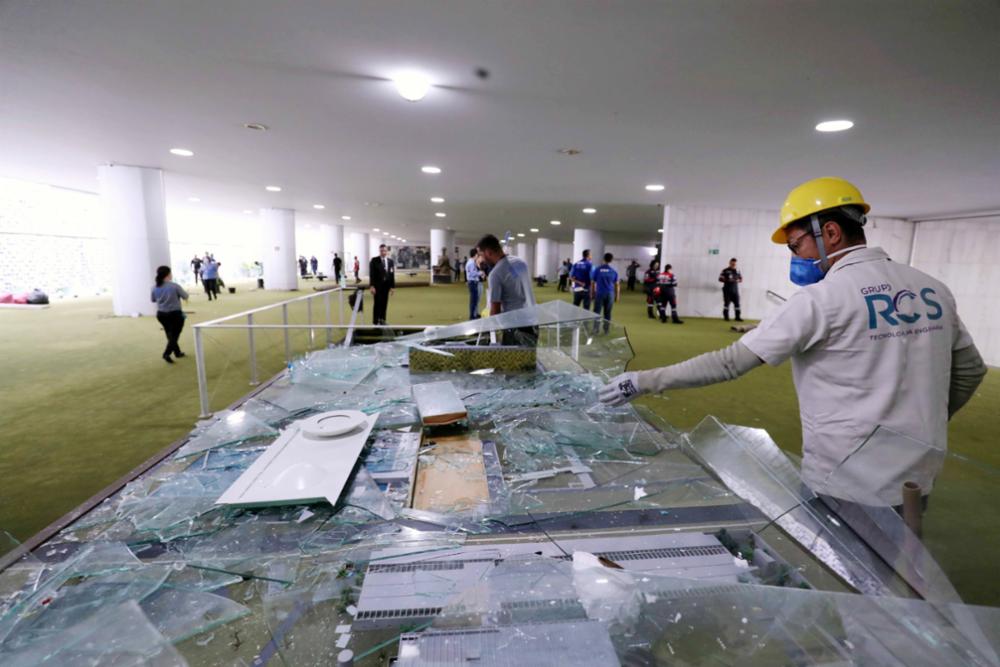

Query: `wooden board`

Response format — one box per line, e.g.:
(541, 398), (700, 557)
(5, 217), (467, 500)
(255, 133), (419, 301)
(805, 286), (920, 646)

(411, 434), (490, 513)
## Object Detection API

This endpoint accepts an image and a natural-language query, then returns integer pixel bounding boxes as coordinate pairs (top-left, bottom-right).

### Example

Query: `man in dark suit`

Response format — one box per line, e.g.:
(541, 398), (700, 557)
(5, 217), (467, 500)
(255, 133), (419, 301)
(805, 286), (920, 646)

(369, 244), (395, 325)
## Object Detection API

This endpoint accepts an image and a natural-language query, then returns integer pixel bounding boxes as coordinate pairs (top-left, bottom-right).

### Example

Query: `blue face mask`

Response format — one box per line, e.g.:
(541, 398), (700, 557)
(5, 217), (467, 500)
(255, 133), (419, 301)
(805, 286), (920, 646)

(789, 256), (825, 286)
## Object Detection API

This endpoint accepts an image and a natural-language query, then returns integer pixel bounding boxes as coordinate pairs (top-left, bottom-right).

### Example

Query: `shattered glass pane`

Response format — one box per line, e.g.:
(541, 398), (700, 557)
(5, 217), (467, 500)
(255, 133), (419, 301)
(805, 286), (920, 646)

(2, 301), (995, 664)
(173, 409), (277, 459)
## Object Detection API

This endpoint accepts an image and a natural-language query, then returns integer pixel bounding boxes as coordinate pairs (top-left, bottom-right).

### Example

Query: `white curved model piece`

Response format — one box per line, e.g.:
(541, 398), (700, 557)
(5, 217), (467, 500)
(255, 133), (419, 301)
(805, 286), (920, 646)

(216, 410), (379, 508)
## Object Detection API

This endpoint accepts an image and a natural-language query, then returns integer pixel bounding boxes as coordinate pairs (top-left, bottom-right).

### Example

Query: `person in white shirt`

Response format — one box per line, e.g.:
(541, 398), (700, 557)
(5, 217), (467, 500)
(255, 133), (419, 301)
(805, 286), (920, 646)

(465, 249), (485, 320)
(599, 177), (987, 510)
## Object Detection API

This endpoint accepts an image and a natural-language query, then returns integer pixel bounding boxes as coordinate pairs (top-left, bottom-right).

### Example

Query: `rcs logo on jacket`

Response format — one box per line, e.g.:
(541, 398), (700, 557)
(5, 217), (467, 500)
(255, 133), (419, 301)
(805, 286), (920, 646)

(864, 287), (943, 329)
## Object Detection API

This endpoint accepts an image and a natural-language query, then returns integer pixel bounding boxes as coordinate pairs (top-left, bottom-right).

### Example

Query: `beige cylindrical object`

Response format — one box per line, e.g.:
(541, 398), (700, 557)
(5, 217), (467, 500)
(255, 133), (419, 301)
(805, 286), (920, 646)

(902, 481), (923, 538)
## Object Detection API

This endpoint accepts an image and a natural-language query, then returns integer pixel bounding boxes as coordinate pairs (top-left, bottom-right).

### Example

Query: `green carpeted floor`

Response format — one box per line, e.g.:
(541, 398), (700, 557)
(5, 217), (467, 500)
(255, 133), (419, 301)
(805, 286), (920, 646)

(1, 280), (997, 604)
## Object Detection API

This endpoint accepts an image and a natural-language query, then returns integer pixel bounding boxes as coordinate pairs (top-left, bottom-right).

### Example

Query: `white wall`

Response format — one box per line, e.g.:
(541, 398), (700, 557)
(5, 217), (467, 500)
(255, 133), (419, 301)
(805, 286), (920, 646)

(663, 205), (913, 320)
(347, 232), (370, 277)
(911, 216), (1000, 365)
(605, 244), (658, 279)
(0, 176), (263, 297)
(0, 177), (110, 297)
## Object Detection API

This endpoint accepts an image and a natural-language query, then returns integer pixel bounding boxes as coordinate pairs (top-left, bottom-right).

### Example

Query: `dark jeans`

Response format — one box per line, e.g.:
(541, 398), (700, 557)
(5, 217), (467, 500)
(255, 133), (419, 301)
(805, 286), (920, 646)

(202, 278), (219, 300)
(156, 310), (185, 357)
(372, 286), (390, 325)
(467, 281), (480, 320)
(193, 269), (201, 284)
(627, 276), (636, 291)
(572, 290), (591, 310)
(593, 292), (614, 333)
(557, 275), (568, 291)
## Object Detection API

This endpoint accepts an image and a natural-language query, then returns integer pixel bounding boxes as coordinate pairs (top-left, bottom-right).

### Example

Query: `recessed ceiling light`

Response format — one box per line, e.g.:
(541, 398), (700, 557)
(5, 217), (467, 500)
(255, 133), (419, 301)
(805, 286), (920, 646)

(265, 185), (282, 192)
(582, 208), (596, 214)
(517, 233), (525, 237)
(645, 184), (665, 192)
(372, 228), (381, 232)
(243, 209), (254, 214)
(341, 215), (351, 221)
(169, 148), (194, 157)
(244, 122), (269, 131)
(530, 228), (539, 233)
(815, 119), (854, 133)
(550, 220), (561, 225)
(393, 71), (431, 102)
(435, 212), (446, 218)
(402, 239), (407, 242)
(313, 204), (325, 210)
(421, 165), (442, 174)
(187, 197), (200, 202)
(657, 228), (663, 233)
(430, 196), (445, 203)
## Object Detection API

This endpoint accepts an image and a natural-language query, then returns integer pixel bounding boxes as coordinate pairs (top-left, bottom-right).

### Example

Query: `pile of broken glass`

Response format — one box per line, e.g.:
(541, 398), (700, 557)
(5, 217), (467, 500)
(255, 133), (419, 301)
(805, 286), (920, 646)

(1, 302), (998, 666)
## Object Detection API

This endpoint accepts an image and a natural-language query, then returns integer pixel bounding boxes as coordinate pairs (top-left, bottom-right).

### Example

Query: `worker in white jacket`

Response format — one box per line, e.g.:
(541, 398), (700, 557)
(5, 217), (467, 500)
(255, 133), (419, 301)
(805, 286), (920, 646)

(600, 177), (987, 509)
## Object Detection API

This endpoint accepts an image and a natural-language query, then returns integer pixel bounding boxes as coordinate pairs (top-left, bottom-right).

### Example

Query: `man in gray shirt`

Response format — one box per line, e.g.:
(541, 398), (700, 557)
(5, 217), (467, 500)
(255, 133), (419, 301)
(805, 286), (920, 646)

(477, 234), (537, 345)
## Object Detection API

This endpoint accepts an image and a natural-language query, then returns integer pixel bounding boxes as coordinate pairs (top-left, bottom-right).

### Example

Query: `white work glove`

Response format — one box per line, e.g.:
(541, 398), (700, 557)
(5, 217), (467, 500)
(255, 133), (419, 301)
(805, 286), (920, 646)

(599, 372), (644, 407)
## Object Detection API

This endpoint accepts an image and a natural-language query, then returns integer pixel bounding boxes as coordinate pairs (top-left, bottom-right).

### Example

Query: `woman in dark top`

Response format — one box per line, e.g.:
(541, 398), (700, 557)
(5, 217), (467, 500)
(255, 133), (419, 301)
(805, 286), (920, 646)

(151, 266), (189, 363)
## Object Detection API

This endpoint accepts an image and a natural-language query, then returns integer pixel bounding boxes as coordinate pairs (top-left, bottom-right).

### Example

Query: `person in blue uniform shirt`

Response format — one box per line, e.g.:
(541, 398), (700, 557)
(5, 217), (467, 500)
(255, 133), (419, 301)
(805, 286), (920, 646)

(590, 253), (620, 334)
(570, 250), (593, 309)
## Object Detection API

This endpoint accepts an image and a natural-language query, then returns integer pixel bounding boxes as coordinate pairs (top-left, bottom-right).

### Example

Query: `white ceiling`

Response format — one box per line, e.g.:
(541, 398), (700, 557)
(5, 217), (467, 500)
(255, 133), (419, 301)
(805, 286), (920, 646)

(1, 0), (998, 244)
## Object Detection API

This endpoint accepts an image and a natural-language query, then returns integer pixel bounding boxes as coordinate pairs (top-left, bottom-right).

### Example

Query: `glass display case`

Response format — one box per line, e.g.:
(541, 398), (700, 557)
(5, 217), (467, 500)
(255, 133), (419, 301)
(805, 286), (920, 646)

(0, 303), (997, 666)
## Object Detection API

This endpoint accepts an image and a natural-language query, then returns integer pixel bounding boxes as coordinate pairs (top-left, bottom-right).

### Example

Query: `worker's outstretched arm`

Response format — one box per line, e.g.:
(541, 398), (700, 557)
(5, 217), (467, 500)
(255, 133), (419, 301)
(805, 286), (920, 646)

(599, 341), (763, 406)
(949, 344), (987, 419)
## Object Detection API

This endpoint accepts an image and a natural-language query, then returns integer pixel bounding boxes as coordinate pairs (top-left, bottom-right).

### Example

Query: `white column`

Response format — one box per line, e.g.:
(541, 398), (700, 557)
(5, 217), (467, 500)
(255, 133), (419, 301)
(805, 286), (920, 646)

(515, 241), (536, 276)
(558, 242), (574, 266)
(535, 237), (557, 279)
(348, 232), (370, 277)
(660, 205), (672, 258)
(321, 223), (345, 273)
(98, 164), (171, 317)
(259, 208), (297, 290)
(573, 228), (604, 264)
(430, 228), (454, 283)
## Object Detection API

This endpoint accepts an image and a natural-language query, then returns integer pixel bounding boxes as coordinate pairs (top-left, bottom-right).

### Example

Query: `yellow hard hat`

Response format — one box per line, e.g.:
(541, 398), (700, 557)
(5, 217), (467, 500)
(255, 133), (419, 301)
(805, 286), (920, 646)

(771, 177), (870, 244)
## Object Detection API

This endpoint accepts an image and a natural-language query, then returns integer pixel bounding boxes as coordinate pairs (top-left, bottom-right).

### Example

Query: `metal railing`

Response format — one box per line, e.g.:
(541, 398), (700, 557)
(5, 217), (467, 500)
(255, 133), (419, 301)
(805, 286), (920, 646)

(192, 287), (448, 417)
(192, 289), (599, 418)
(194, 287), (345, 417)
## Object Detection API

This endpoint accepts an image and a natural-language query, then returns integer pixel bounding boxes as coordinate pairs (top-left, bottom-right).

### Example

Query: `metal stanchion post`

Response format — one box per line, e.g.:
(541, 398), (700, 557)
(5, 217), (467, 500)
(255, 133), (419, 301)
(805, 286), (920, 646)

(194, 326), (211, 417)
(307, 297), (314, 348)
(571, 324), (580, 361)
(325, 291), (333, 347)
(282, 303), (291, 362)
(247, 313), (258, 386)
